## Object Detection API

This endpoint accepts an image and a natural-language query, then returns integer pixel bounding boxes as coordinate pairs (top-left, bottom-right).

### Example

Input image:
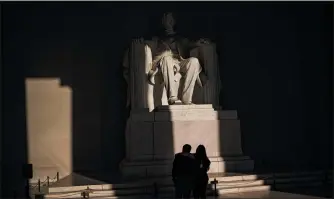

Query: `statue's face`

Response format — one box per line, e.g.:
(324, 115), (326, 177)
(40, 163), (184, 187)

(162, 13), (175, 30)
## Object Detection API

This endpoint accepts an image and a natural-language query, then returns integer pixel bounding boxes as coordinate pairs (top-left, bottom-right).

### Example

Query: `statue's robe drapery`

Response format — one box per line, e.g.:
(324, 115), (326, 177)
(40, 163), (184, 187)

(123, 37), (221, 112)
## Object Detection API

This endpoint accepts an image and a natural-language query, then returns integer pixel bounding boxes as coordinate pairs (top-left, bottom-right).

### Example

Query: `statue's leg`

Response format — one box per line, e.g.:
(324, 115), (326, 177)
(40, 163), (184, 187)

(159, 55), (178, 104)
(179, 57), (202, 104)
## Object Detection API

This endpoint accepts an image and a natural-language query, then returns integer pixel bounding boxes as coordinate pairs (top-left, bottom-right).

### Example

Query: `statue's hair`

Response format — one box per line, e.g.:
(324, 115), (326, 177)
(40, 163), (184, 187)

(161, 12), (176, 25)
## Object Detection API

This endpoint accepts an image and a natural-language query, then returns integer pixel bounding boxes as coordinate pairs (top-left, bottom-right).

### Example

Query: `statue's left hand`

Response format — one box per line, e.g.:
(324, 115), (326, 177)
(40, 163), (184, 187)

(195, 38), (211, 46)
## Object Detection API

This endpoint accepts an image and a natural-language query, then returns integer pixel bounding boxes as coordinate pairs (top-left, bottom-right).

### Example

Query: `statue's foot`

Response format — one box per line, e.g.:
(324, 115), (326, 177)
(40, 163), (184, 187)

(168, 97), (178, 105)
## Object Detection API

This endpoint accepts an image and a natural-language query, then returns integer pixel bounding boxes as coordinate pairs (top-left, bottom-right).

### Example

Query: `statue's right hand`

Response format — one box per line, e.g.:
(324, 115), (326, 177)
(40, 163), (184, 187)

(132, 37), (144, 44)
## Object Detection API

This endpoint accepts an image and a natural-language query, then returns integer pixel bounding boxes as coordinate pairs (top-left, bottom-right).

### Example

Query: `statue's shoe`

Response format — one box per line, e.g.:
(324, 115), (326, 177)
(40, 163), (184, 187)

(182, 101), (194, 105)
(174, 100), (183, 105)
(168, 97), (178, 105)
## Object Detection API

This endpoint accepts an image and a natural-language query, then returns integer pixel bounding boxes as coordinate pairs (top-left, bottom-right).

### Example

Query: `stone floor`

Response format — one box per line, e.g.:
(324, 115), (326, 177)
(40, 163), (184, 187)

(47, 191), (329, 199)
(216, 191), (330, 199)
(273, 186), (332, 199)
(155, 191), (331, 199)
(44, 172), (332, 199)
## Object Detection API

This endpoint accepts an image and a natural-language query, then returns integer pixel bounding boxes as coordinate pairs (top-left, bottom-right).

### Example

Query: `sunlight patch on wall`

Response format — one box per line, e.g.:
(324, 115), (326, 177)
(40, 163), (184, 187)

(25, 78), (72, 181)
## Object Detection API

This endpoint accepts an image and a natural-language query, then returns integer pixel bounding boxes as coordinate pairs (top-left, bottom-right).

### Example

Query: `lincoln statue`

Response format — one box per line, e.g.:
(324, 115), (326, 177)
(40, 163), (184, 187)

(123, 12), (221, 111)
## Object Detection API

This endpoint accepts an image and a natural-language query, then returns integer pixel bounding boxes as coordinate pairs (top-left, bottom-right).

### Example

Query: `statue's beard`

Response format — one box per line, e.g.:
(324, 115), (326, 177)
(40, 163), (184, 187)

(164, 27), (176, 35)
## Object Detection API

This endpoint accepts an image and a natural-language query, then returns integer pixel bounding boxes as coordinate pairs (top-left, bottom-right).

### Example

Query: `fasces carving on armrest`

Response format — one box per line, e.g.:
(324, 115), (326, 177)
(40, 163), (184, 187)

(144, 44), (153, 72)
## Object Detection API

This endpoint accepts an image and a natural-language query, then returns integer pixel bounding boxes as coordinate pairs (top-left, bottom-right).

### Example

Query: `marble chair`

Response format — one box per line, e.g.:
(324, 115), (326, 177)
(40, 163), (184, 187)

(123, 40), (221, 112)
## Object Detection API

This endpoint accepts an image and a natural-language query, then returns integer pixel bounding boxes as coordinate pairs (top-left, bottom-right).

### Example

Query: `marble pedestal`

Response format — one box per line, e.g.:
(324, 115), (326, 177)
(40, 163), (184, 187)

(120, 104), (254, 178)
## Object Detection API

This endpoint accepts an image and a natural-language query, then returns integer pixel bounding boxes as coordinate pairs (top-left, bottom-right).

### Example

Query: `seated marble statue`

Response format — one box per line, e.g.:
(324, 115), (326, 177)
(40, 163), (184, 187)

(123, 12), (221, 111)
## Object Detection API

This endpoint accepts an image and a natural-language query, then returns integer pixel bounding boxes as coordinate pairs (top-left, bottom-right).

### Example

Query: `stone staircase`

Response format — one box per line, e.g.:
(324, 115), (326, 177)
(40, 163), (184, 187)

(265, 170), (333, 198)
(29, 170), (332, 199)
(42, 173), (269, 199)
(158, 174), (269, 198)
(261, 170), (331, 189)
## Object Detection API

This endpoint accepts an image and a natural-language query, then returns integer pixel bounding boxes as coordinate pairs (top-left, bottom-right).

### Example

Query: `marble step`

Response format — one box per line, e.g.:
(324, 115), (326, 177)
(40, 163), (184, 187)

(40, 170), (331, 199)
(158, 184), (270, 198)
(45, 174), (262, 198)
(46, 196), (150, 199)
(270, 175), (326, 184)
(256, 171), (328, 185)
(158, 180), (265, 192)
(48, 183), (149, 194)
(44, 171), (328, 193)
(47, 197), (157, 199)
(218, 184), (270, 195)
(50, 185), (276, 199)
(273, 181), (323, 189)
(46, 184), (270, 198)
(153, 174), (259, 186)
(47, 174), (260, 194)
(258, 170), (326, 178)
(215, 179), (264, 188)
(259, 172), (328, 189)
(46, 188), (151, 198)
(214, 174), (258, 182)
(42, 170), (330, 199)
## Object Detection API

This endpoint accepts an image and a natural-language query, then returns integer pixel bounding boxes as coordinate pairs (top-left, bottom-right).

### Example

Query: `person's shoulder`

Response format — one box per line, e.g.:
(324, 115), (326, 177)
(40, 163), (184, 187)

(175, 153), (182, 157)
(184, 153), (195, 160)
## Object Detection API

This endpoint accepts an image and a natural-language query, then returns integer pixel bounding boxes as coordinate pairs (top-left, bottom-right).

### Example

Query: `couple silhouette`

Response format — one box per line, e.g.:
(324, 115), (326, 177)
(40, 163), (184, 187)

(172, 144), (211, 199)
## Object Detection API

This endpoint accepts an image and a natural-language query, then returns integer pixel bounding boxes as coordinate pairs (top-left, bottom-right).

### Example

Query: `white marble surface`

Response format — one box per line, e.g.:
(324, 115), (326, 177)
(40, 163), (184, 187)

(156, 104), (214, 111)
(122, 105), (253, 178)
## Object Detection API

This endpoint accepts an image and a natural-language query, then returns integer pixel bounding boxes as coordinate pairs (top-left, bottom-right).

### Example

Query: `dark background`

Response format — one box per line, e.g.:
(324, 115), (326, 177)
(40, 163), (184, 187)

(1, 2), (332, 197)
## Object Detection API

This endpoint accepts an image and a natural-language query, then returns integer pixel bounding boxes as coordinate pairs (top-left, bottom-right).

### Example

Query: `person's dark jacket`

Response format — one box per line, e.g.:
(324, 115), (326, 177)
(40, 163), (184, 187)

(172, 152), (197, 180)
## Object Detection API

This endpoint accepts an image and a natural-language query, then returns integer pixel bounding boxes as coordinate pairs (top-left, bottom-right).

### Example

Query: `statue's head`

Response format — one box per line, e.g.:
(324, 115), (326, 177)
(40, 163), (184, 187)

(161, 12), (176, 30)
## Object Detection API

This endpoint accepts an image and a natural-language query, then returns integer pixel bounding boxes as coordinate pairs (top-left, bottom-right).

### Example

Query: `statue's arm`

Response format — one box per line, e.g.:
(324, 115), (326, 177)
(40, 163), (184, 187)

(182, 38), (196, 50)
(184, 38), (211, 50)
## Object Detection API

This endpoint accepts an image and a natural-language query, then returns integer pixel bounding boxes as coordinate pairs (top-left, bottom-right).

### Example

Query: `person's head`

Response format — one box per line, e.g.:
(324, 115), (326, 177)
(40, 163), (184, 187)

(182, 144), (192, 153)
(196, 145), (207, 159)
(161, 12), (176, 30)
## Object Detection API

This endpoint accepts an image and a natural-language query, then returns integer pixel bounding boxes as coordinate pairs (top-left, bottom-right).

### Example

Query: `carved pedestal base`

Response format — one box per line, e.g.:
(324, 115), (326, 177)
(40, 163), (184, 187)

(120, 105), (254, 179)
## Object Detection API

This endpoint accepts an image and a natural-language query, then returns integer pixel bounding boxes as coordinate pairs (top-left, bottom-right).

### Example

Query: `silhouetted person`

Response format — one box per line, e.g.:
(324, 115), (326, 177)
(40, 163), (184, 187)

(172, 144), (197, 199)
(193, 145), (211, 199)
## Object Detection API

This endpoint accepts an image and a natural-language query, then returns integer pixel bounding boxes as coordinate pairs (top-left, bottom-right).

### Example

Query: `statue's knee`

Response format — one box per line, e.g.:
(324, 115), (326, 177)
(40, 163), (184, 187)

(161, 55), (174, 63)
(188, 57), (200, 70)
(188, 57), (200, 66)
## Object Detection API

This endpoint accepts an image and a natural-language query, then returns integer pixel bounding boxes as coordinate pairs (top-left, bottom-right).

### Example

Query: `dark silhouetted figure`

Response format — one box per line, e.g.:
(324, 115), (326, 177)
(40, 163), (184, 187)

(193, 145), (211, 199)
(172, 144), (197, 199)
